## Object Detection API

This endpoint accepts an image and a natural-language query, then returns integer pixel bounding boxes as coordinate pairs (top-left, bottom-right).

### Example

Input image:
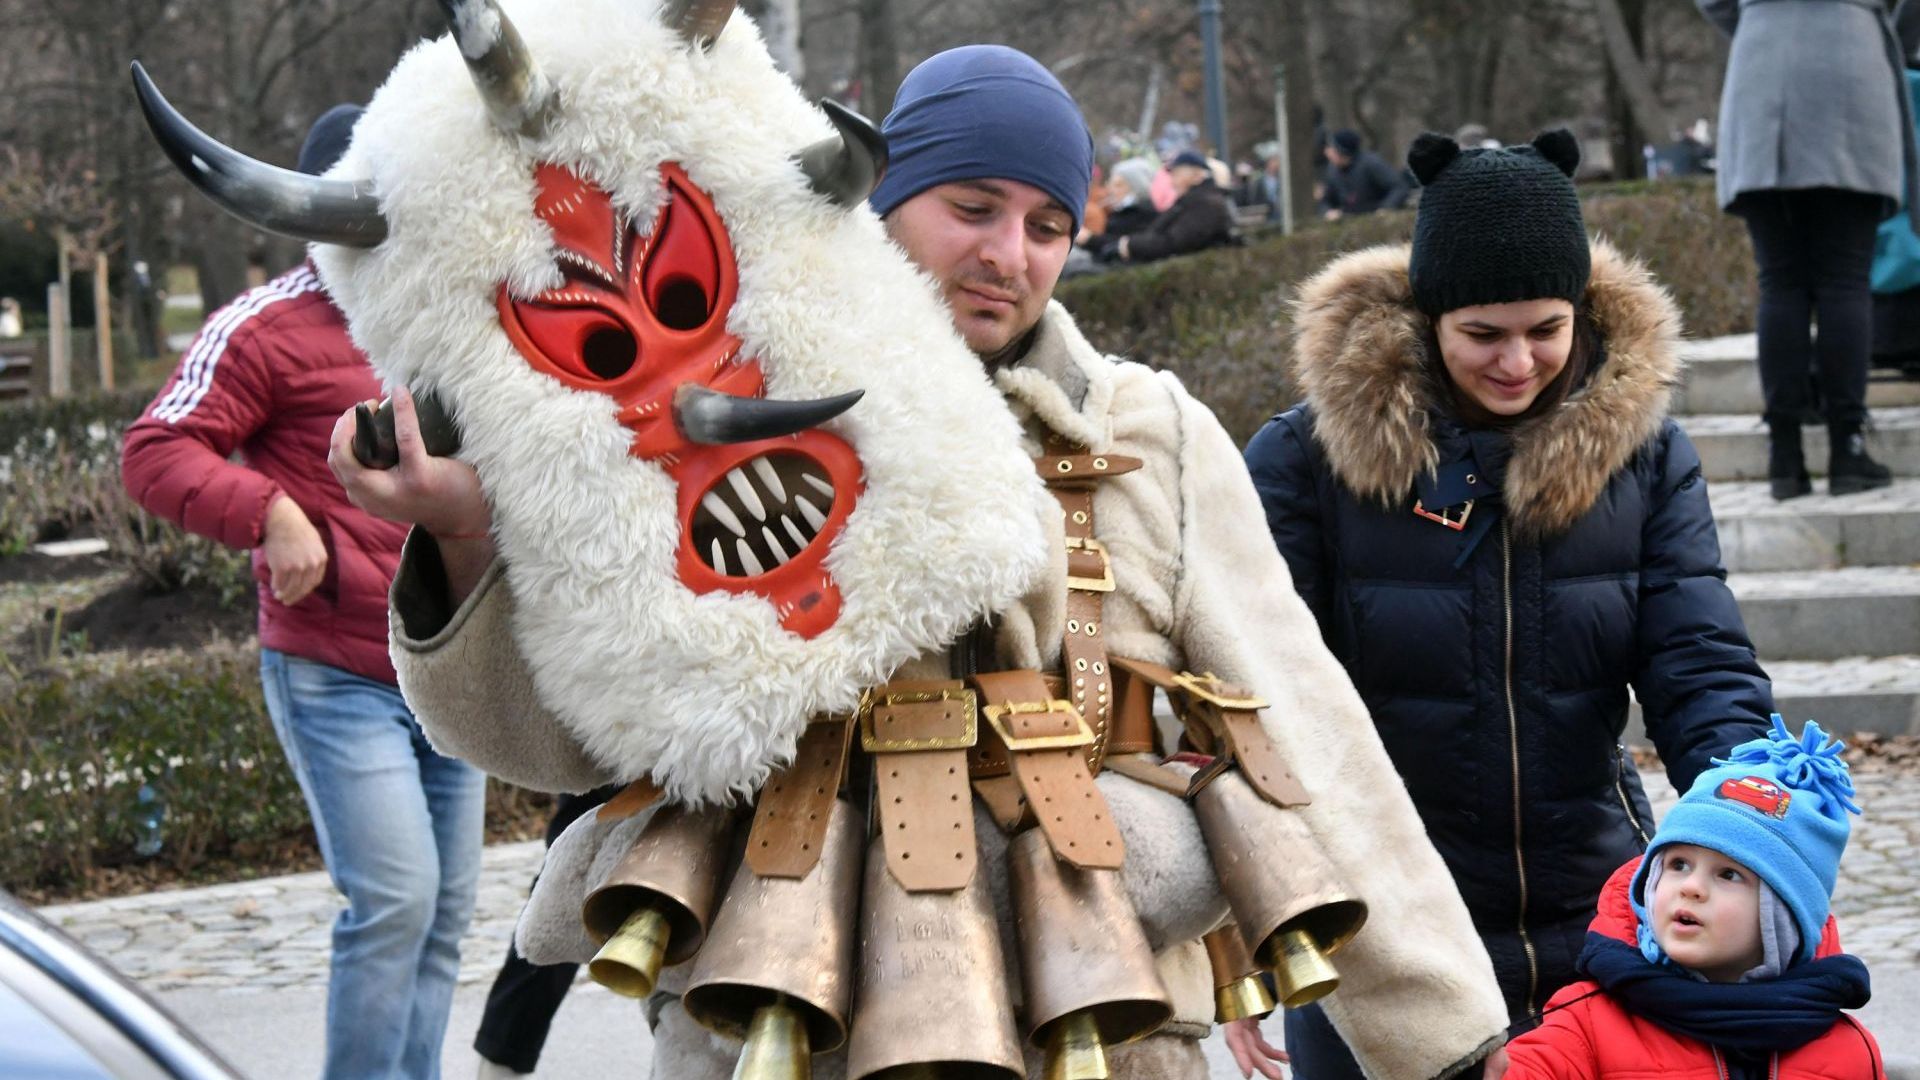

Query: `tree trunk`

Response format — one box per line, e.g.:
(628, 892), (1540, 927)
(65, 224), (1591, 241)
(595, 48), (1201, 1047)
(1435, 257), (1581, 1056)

(857, 0), (900, 123)
(1299, 0), (1346, 130)
(1590, 0), (1671, 147)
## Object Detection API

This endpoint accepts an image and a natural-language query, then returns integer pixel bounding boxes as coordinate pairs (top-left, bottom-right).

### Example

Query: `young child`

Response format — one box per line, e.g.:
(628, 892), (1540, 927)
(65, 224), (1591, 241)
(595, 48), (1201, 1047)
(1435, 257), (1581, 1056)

(1503, 716), (1880, 1079)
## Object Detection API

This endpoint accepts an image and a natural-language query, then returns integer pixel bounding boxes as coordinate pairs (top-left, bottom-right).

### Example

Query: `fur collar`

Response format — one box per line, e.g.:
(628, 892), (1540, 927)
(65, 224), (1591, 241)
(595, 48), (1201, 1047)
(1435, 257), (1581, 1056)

(993, 301), (1116, 451)
(1289, 239), (1682, 536)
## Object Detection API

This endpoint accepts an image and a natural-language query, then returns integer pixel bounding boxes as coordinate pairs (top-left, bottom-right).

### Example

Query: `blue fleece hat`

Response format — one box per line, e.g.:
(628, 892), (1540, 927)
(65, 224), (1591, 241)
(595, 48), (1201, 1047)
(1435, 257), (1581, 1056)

(1632, 716), (1861, 965)
(868, 46), (1095, 232)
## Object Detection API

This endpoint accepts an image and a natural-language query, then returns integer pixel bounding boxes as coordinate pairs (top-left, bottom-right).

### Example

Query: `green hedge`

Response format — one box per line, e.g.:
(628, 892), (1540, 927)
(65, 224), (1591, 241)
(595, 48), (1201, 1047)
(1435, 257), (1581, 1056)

(1060, 178), (1754, 443)
(0, 643), (302, 891)
(0, 642), (553, 896)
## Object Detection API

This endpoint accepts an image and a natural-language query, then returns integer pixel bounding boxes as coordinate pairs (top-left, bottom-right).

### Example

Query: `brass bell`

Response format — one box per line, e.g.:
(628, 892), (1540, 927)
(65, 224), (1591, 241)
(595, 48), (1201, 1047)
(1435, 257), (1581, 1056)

(1203, 925), (1275, 1023)
(1043, 1012), (1108, 1080)
(845, 835), (1024, 1080)
(684, 797), (863, 1066)
(734, 999), (814, 1080)
(1192, 770), (1367, 1010)
(580, 803), (734, 998)
(1007, 828), (1171, 1079)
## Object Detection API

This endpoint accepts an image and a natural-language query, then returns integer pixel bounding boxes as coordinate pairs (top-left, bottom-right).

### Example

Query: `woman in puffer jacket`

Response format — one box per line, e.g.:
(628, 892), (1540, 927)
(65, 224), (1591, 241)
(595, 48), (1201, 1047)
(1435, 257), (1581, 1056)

(1237, 131), (1776, 1077)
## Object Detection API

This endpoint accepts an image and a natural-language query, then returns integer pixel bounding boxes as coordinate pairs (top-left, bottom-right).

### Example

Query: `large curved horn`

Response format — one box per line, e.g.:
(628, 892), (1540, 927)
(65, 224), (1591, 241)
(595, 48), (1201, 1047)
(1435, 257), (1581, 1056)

(438, 0), (557, 138)
(130, 62), (387, 248)
(662, 0), (736, 50)
(794, 100), (888, 208)
(673, 384), (863, 445)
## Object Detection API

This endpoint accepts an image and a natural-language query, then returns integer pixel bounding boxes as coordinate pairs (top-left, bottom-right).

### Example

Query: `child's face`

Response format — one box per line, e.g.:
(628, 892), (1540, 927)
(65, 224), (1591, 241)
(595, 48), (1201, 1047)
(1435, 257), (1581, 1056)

(1650, 843), (1766, 983)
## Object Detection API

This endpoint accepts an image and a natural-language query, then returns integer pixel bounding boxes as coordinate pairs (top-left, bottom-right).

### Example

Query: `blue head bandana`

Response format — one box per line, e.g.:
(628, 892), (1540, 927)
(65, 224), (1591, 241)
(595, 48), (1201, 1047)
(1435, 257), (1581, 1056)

(868, 46), (1094, 232)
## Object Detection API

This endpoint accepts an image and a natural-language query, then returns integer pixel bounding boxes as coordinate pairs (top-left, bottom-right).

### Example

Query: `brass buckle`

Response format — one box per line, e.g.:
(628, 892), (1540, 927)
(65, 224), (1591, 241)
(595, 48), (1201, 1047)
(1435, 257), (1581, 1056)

(1171, 671), (1268, 712)
(858, 688), (978, 752)
(1412, 498), (1474, 531)
(1065, 536), (1115, 592)
(981, 699), (1095, 751)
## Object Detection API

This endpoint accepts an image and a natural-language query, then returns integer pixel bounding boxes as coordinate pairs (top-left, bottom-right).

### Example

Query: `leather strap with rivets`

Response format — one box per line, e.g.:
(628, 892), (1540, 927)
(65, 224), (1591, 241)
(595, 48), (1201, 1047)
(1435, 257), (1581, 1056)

(968, 669), (1124, 869)
(860, 679), (979, 892)
(746, 714), (854, 878)
(1167, 671), (1313, 808)
(1040, 434), (1140, 774)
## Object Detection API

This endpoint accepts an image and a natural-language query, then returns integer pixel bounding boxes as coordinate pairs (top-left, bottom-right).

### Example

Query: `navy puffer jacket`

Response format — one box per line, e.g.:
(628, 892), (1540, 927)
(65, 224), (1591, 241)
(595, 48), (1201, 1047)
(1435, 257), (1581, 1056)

(1243, 241), (1773, 1024)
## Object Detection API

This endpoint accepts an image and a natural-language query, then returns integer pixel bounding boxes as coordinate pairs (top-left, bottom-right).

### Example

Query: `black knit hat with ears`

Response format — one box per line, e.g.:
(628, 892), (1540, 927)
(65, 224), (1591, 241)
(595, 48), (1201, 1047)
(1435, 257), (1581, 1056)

(1406, 128), (1590, 317)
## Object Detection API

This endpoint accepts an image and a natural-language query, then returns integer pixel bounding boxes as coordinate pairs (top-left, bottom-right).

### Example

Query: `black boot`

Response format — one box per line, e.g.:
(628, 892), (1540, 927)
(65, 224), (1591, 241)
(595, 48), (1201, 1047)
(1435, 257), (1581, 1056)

(1767, 421), (1812, 500)
(1828, 424), (1893, 495)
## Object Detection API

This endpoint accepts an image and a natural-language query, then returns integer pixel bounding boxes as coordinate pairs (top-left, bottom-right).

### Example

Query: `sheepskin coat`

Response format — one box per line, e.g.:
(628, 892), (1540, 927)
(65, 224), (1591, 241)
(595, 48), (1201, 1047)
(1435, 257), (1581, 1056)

(390, 301), (1509, 1079)
(1243, 241), (1775, 1024)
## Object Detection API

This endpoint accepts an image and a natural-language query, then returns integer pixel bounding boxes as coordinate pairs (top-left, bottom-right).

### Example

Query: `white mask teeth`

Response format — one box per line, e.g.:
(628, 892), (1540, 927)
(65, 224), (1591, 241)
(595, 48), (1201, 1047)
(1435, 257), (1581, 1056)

(762, 526), (793, 567)
(700, 490), (747, 538)
(735, 538), (765, 577)
(726, 466), (768, 522)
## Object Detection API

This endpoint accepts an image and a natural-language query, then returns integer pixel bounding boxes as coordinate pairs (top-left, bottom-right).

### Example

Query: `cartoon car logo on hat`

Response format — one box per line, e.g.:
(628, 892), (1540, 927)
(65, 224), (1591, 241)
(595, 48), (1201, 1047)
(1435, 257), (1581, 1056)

(1718, 775), (1793, 819)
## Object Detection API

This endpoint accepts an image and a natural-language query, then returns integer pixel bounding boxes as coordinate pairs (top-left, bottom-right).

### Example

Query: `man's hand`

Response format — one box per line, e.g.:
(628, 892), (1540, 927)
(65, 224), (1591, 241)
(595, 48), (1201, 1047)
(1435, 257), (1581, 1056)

(262, 494), (328, 606)
(1324, 207), (1344, 222)
(328, 386), (490, 538)
(1483, 1044), (1510, 1080)
(1222, 1016), (1288, 1080)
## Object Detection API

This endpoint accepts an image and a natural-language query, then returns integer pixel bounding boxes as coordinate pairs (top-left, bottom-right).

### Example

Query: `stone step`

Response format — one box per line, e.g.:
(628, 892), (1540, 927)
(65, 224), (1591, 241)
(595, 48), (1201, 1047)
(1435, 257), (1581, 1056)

(1729, 565), (1920, 661)
(1710, 478), (1920, 572)
(1628, 655), (1920, 738)
(1682, 406), (1920, 481)
(1674, 355), (1920, 415)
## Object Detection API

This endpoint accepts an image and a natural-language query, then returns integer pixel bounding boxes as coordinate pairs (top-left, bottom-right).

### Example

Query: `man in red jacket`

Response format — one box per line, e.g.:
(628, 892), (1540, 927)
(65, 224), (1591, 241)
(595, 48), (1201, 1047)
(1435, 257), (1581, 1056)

(121, 106), (485, 1080)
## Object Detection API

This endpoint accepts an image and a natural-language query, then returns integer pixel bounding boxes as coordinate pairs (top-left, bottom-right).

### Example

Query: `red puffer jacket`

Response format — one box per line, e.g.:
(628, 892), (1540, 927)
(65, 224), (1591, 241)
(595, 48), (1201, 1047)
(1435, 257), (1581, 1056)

(1504, 858), (1883, 1080)
(122, 264), (406, 684)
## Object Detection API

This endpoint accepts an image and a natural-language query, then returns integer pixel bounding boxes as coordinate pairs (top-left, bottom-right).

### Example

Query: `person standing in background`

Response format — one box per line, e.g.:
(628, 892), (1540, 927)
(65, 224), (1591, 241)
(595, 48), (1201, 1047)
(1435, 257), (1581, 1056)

(121, 105), (486, 1080)
(1698, 0), (1920, 498)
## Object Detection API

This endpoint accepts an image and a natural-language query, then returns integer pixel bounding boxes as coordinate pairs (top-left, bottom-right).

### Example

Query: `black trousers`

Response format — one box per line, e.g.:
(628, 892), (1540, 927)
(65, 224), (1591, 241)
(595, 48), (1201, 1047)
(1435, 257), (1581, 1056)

(1737, 187), (1887, 430)
(472, 785), (619, 1073)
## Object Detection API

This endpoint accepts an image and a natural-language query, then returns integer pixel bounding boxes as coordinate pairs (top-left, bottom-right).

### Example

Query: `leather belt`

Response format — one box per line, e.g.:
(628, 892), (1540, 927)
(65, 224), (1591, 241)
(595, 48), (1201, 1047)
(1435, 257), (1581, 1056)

(746, 714), (854, 878)
(968, 669), (1124, 869)
(858, 679), (979, 891)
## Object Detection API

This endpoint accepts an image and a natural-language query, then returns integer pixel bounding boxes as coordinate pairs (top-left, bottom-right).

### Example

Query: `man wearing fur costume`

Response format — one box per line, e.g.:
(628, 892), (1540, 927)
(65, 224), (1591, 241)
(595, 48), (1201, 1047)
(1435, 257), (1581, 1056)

(136, 4), (1506, 1077)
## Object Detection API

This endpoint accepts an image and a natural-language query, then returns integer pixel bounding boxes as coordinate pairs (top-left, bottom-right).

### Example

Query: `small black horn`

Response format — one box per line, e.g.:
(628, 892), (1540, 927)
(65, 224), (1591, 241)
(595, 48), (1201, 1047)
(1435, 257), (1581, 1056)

(663, 0), (736, 50)
(131, 62), (387, 247)
(438, 0), (557, 138)
(673, 384), (863, 445)
(794, 99), (888, 208)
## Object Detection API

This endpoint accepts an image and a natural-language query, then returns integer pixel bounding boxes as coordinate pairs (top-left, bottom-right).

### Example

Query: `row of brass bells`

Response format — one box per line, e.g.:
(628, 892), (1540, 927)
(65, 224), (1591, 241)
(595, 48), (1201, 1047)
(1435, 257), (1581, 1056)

(582, 803), (735, 998)
(1192, 771), (1368, 1009)
(683, 797), (864, 1079)
(1008, 827), (1172, 1080)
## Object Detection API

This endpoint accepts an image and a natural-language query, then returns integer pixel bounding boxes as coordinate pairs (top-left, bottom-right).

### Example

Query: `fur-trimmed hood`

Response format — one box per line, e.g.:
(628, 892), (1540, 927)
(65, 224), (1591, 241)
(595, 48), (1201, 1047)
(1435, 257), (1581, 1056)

(1289, 239), (1683, 536)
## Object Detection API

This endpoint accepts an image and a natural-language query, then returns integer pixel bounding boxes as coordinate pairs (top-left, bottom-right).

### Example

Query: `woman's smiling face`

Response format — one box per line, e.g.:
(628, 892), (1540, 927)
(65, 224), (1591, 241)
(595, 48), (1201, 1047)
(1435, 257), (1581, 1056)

(1435, 298), (1575, 418)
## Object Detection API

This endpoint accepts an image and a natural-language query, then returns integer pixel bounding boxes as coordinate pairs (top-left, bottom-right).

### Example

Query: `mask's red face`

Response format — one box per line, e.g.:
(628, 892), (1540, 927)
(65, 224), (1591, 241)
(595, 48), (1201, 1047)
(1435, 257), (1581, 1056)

(498, 164), (861, 638)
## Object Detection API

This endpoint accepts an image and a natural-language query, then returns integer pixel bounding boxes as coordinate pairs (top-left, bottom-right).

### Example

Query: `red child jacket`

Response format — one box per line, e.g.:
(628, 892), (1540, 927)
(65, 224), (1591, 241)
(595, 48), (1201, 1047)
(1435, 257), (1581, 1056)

(1503, 858), (1882, 1080)
(122, 264), (407, 684)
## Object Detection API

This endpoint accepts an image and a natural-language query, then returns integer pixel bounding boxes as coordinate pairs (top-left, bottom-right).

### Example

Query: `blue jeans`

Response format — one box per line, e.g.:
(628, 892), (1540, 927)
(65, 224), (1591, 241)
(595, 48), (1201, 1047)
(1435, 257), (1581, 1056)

(260, 649), (486, 1080)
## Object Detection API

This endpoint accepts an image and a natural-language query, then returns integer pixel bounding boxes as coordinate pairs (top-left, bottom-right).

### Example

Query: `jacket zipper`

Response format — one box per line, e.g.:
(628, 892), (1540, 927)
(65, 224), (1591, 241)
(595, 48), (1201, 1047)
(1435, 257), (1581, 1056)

(1711, 1047), (1779, 1079)
(1502, 520), (1540, 1018)
(1614, 744), (1651, 846)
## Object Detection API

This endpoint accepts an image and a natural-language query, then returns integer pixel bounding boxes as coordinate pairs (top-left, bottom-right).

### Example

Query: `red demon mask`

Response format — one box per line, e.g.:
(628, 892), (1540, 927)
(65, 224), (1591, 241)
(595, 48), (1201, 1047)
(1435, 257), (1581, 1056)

(497, 163), (864, 638)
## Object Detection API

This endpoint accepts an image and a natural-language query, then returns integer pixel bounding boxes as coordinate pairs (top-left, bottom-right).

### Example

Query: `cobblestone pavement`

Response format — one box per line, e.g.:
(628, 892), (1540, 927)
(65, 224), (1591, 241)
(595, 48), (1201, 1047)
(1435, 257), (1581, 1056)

(34, 766), (1920, 994)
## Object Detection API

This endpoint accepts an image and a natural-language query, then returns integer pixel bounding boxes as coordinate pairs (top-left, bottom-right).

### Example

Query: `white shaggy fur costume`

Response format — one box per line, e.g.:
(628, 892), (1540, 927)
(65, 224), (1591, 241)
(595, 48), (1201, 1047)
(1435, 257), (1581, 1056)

(312, 0), (1053, 805)
(393, 302), (1512, 1078)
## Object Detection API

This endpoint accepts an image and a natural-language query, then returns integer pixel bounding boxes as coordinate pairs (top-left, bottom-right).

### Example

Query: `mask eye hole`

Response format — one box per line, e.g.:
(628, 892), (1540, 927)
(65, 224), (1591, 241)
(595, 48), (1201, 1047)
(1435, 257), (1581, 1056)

(652, 276), (711, 332)
(581, 325), (637, 379)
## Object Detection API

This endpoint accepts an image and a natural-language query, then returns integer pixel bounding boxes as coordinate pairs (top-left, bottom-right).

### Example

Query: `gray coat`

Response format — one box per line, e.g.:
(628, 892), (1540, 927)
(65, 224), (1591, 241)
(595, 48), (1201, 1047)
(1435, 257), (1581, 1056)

(1699, 0), (1920, 228)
